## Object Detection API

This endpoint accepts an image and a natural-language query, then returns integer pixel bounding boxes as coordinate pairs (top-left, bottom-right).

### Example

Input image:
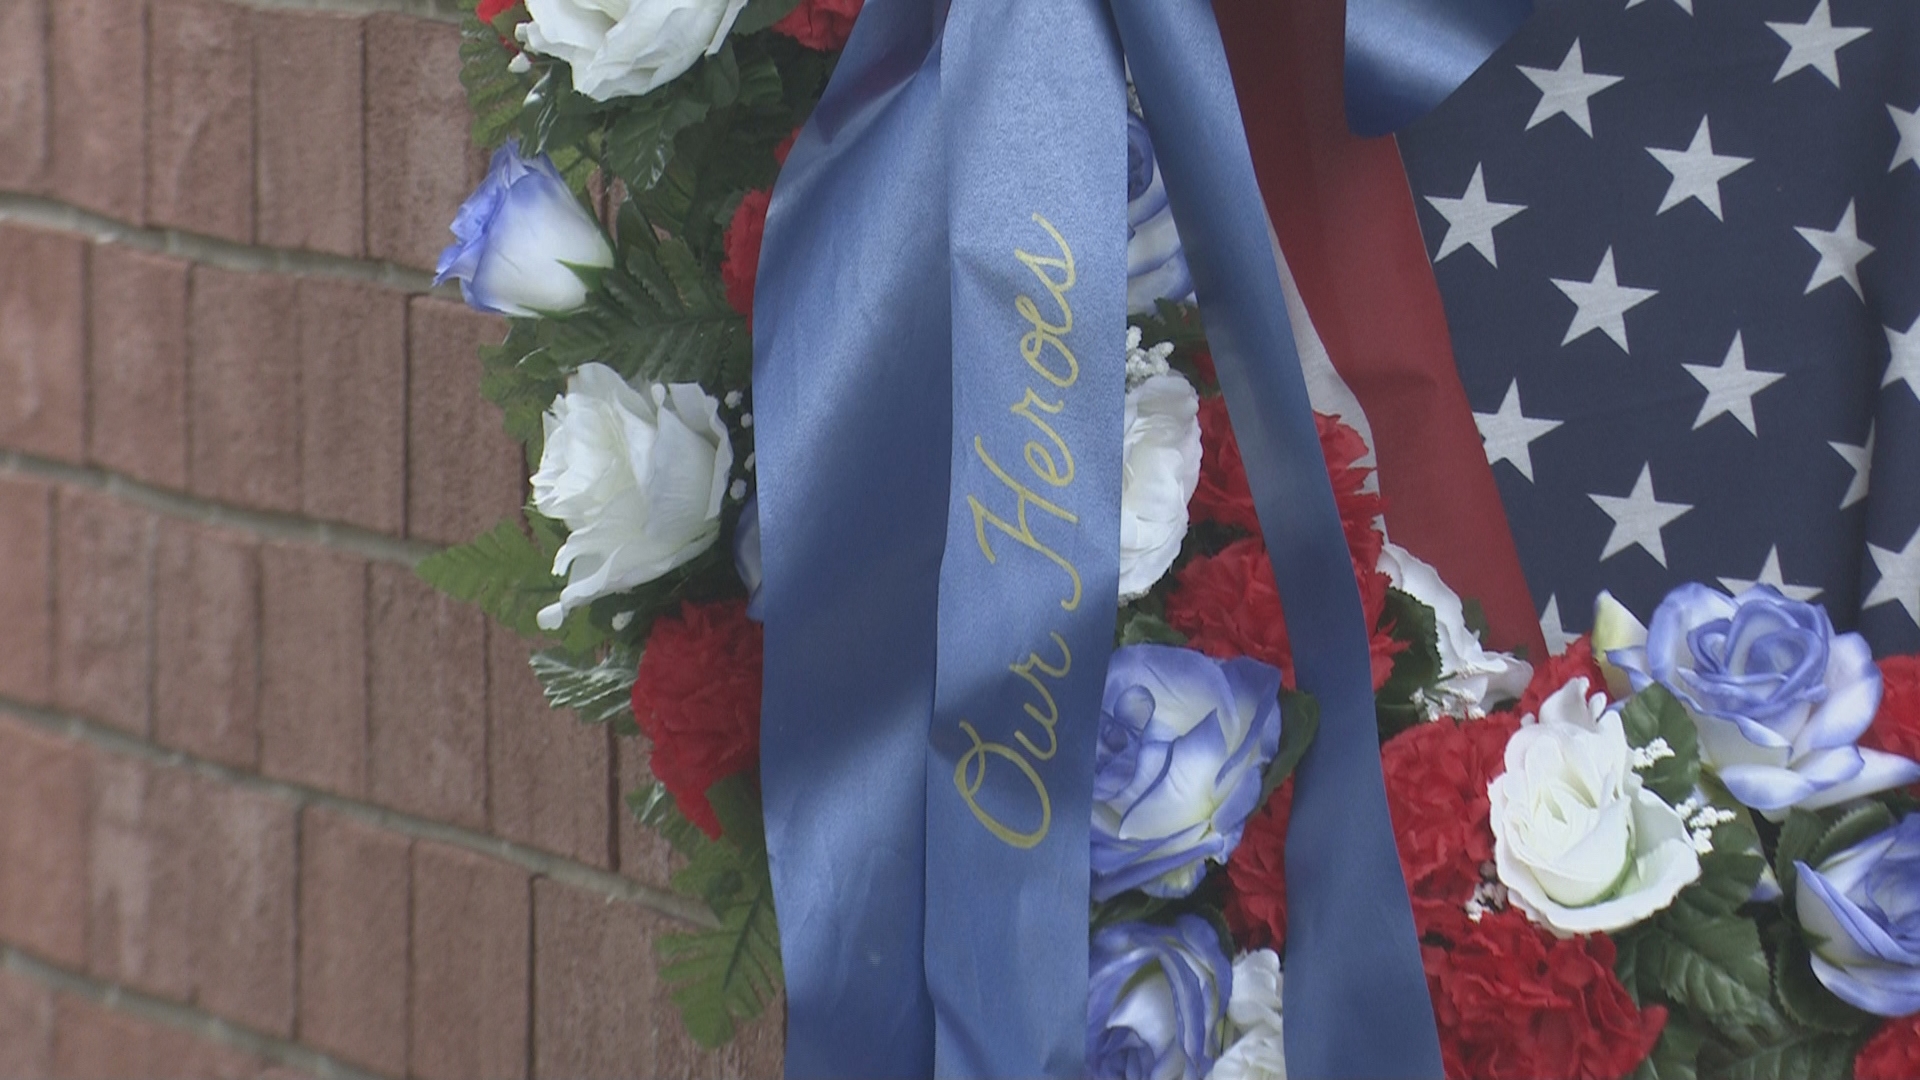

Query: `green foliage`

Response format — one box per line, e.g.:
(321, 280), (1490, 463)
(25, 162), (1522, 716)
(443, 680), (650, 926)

(1773, 809), (1828, 905)
(415, 519), (569, 640)
(1117, 609), (1186, 648)
(1631, 1017), (1707, 1080)
(1262, 689), (1319, 801)
(1774, 933), (1876, 1035)
(732, 0), (806, 35)
(1376, 587), (1442, 741)
(1090, 890), (1177, 931)
(459, 16), (532, 152)
(1619, 684), (1703, 804)
(635, 777), (783, 1047)
(1615, 891), (1784, 1050)
(1698, 1029), (1862, 1080)
(1129, 300), (1212, 385)
(528, 647), (640, 732)
(1806, 803), (1898, 874)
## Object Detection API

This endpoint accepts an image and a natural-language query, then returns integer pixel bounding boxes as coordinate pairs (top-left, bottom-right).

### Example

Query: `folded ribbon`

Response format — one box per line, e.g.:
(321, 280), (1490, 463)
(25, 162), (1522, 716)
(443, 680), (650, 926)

(755, 0), (1526, 1076)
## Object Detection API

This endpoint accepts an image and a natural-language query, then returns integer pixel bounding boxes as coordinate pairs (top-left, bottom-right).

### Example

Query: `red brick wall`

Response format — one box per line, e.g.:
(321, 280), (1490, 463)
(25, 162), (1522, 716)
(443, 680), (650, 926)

(0, 1), (780, 1075)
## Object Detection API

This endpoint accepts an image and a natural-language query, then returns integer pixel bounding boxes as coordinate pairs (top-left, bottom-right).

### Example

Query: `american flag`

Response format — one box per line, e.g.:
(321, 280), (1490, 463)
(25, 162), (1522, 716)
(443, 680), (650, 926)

(1386, 0), (1920, 656)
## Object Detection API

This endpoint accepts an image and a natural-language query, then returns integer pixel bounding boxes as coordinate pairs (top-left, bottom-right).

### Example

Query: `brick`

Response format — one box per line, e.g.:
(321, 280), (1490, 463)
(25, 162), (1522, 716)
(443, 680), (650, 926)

(86, 762), (296, 1036)
(259, 544), (366, 796)
(297, 280), (405, 533)
(0, 0), (48, 192)
(48, 0), (144, 222)
(0, 970), (52, 1078)
(0, 225), (85, 461)
(409, 843), (528, 1080)
(368, 564), (488, 828)
(365, 15), (477, 271)
(489, 630), (612, 867)
(53, 489), (154, 735)
(618, 735), (676, 887)
(298, 807), (408, 1075)
(146, 0), (252, 242)
(534, 879), (785, 1080)
(254, 10), (363, 257)
(407, 297), (520, 544)
(0, 715), (92, 968)
(51, 994), (266, 1080)
(188, 267), (301, 513)
(87, 244), (190, 489)
(153, 521), (259, 769)
(0, 477), (51, 704)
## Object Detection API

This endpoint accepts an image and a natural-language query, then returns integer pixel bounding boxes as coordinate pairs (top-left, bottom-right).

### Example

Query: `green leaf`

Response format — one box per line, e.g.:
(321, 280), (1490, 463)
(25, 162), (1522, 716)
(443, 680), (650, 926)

(1687, 814), (1765, 917)
(1262, 690), (1319, 800)
(1775, 933), (1877, 1034)
(1645, 897), (1785, 1049)
(1376, 587), (1443, 707)
(1774, 809), (1827, 905)
(527, 647), (638, 727)
(1700, 1028), (1862, 1080)
(630, 781), (709, 858)
(1090, 890), (1177, 931)
(1619, 684), (1703, 804)
(732, 0), (806, 35)
(415, 519), (558, 638)
(604, 86), (713, 193)
(1807, 803), (1897, 873)
(1631, 1017), (1707, 1080)
(1117, 610), (1186, 648)
(458, 15), (530, 150)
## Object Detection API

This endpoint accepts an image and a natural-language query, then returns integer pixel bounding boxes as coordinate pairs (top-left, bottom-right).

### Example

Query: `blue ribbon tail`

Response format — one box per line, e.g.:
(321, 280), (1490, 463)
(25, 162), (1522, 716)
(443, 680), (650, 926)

(751, 0), (951, 1074)
(1344, 0), (1533, 136)
(1111, 0), (1446, 1075)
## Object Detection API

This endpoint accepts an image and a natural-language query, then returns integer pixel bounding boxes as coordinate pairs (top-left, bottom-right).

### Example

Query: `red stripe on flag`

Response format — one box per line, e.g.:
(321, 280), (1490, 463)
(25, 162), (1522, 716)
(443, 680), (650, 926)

(1216, 0), (1547, 658)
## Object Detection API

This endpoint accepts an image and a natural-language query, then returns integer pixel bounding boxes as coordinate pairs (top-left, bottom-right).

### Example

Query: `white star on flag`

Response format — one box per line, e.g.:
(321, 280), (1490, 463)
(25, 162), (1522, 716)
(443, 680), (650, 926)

(1647, 118), (1751, 220)
(1829, 426), (1874, 510)
(1768, 0), (1871, 88)
(1626, 0), (1692, 12)
(1538, 596), (1577, 654)
(1475, 380), (1562, 481)
(1889, 104), (1920, 173)
(1718, 546), (1823, 602)
(1590, 464), (1692, 566)
(1682, 333), (1783, 435)
(1518, 41), (1623, 137)
(1426, 164), (1527, 266)
(1552, 247), (1658, 351)
(1865, 526), (1920, 629)
(1796, 200), (1874, 300)
(1887, 316), (1920, 400)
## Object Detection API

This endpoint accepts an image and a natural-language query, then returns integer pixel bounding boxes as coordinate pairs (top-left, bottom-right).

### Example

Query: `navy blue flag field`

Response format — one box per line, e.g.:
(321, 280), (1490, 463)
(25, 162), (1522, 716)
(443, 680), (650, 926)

(1397, 0), (1920, 655)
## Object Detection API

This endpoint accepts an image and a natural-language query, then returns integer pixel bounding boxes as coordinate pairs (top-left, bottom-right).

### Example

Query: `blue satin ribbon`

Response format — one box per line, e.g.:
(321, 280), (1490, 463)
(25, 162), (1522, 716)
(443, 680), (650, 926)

(1345, 0), (1533, 137)
(754, 0), (1523, 1075)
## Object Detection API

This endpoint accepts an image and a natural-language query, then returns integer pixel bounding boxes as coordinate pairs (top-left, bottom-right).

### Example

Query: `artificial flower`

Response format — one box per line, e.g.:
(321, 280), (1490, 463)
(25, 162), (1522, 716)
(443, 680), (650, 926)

(434, 141), (613, 317)
(1862, 655), (1920, 782)
(770, 0), (862, 50)
(1489, 678), (1700, 935)
(1119, 372), (1202, 600)
(1192, 395), (1258, 533)
(1609, 584), (1920, 813)
(532, 364), (732, 629)
(631, 599), (762, 836)
(1796, 814), (1920, 1016)
(1383, 709), (1520, 932)
(1515, 634), (1609, 720)
(1087, 916), (1233, 1080)
(1127, 114), (1195, 315)
(722, 188), (770, 329)
(1209, 950), (1285, 1080)
(1092, 645), (1282, 900)
(1858, 1015), (1920, 1080)
(520, 0), (748, 101)
(1379, 541), (1532, 719)
(1223, 778), (1291, 950)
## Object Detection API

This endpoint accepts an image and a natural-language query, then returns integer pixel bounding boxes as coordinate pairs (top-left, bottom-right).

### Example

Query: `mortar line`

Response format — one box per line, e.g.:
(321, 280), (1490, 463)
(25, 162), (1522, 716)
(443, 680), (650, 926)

(238, 0), (464, 21)
(0, 697), (716, 930)
(2, 945), (389, 1080)
(0, 194), (451, 296)
(0, 451), (440, 568)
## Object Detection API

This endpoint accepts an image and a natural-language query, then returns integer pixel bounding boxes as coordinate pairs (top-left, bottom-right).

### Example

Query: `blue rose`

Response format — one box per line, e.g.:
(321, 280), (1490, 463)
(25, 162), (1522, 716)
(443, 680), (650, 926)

(1087, 916), (1232, 1080)
(1610, 584), (1920, 813)
(1796, 815), (1920, 1015)
(435, 140), (614, 317)
(1127, 115), (1195, 316)
(1091, 645), (1282, 901)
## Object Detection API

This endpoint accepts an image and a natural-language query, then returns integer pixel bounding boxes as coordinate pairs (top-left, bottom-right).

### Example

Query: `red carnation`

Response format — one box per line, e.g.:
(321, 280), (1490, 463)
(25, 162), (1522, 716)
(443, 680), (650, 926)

(722, 189), (772, 330)
(477, 0), (519, 20)
(1858, 1016), (1920, 1080)
(1862, 654), (1920, 768)
(631, 599), (763, 838)
(1382, 713), (1519, 932)
(1426, 909), (1665, 1080)
(771, 0), (863, 50)
(1166, 536), (1401, 691)
(1192, 395), (1260, 533)
(1224, 779), (1292, 950)
(1516, 634), (1610, 718)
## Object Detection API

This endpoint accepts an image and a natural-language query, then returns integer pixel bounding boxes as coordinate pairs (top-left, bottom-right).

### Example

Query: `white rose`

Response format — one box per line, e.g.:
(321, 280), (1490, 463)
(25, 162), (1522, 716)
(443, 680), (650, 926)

(1377, 541), (1532, 719)
(522, 0), (749, 102)
(434, 142), (615, 318)
(1120, 372), (1201, 600)
(1208, 950), (1285, 1080)
(532, 363), (732, 629)
(1490, 678), (1702, 935)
